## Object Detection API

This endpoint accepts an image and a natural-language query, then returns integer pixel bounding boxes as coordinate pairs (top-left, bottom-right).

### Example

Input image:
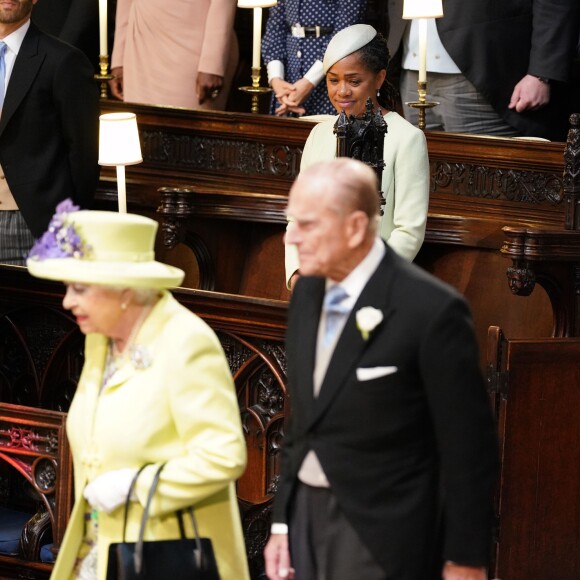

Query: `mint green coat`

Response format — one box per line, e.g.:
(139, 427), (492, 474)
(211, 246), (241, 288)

(51, 292), (250, 580)
(285, 111), (429, 284)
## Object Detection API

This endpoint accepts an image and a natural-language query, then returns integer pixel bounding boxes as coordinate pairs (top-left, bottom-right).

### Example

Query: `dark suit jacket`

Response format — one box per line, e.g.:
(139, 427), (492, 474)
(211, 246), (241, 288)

(387, 0), (580, 140)
(0, 22), (99, 237)
(32, 0), (101, 67)
(274, 246), (498, 579)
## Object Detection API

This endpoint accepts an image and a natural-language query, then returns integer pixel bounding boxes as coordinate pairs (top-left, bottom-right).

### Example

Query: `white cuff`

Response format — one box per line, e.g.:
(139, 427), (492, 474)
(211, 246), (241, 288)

(267, 60), (285, 84)
(271, 523), (289, 534)
(304, 60), (324, 86)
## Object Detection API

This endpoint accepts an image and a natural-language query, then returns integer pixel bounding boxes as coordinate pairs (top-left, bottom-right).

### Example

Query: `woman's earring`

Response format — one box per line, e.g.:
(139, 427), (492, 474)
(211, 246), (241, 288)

(377, 89), (380, 97)
(120, 302), (128, 311)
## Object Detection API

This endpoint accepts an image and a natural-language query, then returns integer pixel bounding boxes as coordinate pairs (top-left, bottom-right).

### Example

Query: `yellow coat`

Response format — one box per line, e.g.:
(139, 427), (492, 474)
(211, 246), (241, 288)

(51, 292), (250, 580)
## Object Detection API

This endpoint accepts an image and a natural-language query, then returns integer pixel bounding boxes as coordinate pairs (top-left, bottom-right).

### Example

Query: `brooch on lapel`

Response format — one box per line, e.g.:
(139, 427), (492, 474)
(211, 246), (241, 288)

(356, 307), (384, 341)
(129, 345), (153, 370)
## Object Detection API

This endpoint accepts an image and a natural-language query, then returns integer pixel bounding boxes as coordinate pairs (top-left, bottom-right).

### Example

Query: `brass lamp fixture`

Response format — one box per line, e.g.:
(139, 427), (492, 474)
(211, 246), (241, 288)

(402, 0), (443, 130)
(237, 0), (277, 113)
(95, 0), (113, 98)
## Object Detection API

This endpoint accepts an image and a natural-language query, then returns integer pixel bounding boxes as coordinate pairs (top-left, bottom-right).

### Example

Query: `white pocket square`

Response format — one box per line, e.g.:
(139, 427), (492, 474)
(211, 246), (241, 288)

(356, 366), (398, 381)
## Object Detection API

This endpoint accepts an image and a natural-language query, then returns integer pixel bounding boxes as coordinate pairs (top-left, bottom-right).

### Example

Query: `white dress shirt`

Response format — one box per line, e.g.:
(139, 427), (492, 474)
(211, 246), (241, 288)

(2, 20), (31, 98)
(401, 19), (460, 74)
(297, 237), (386, 487)
(273, 239), (386, 534)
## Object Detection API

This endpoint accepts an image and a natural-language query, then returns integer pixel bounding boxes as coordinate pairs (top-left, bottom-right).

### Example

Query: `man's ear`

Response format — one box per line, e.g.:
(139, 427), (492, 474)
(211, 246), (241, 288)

(346, 210), (370, 248)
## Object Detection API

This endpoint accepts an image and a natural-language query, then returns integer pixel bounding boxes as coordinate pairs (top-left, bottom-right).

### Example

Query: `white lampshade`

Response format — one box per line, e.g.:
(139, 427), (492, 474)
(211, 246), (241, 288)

(98, 112), (143, 167)
(237, 0), (276, 7)
(402, 0), (443, 19)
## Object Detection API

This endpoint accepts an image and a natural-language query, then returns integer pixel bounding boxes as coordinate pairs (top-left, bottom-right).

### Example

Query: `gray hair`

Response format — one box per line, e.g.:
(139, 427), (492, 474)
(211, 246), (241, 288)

(108, 286), (160, 306)
(301, 158), (380, 234)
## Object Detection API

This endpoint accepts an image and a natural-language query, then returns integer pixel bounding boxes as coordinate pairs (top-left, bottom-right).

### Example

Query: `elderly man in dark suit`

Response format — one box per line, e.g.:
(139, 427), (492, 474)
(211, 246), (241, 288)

(264, 158), (498, 580)
(0, 0), (99, 264)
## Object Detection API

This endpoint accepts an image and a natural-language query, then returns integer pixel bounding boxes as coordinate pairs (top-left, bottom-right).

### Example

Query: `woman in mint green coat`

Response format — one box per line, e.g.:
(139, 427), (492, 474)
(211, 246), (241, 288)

(285, 25), (429, 288)
(27, 202), (250, 580)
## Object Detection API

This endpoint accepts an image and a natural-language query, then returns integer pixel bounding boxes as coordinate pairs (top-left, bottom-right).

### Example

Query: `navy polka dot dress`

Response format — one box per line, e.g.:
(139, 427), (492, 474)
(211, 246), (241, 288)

(262, 0), (368, 116)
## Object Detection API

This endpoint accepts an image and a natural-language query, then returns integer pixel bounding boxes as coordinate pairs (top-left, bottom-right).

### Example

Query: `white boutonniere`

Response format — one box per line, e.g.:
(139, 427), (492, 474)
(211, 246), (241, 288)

(356, 307), (384, 340)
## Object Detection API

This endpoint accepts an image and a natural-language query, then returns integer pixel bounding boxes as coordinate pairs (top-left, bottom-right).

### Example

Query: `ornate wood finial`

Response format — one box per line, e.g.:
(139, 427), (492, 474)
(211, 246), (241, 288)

(506, 263), (536, 296)
(334, 97), (388, 215)
(564, 113), (580, 230)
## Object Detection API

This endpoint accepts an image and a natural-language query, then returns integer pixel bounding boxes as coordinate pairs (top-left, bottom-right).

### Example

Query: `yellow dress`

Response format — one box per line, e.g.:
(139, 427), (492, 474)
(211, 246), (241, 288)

(51, 292), (250, 580)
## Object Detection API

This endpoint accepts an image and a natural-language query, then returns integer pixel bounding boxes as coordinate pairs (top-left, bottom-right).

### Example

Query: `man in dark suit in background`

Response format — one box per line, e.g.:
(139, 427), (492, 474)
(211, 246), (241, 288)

(386, 0), (580, 140)
(264, 158), (498, 580)
(31, 0), (118, 70)
(31, 0), (100, 67)
(0, 0), (99, 264)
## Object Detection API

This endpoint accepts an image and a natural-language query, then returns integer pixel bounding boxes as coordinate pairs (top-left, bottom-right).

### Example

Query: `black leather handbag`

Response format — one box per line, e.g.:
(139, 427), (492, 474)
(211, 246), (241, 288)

(106, 463), (220, 580)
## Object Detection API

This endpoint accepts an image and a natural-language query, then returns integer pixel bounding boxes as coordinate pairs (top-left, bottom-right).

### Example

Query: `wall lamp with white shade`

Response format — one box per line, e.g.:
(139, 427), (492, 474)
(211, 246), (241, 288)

(98, 113), (143, 213)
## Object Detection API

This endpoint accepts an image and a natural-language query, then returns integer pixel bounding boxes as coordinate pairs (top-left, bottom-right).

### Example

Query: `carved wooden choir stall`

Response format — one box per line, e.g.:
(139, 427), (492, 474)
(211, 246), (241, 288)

(0, 104), (579, 580)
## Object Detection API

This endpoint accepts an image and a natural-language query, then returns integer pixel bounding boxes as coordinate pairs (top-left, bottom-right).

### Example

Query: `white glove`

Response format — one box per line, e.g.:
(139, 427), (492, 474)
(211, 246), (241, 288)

(83, 468), (139, 513)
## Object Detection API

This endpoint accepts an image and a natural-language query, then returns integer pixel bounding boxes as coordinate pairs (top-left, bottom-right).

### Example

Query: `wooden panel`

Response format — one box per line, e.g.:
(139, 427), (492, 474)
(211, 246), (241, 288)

(427, 131), (566, 230)
(489, 335), (580, 580)
(417, 245), (554, 355)
(0, 403), (72, 579)
(97, 101), (567, 226)
(93, 103), (570, 337)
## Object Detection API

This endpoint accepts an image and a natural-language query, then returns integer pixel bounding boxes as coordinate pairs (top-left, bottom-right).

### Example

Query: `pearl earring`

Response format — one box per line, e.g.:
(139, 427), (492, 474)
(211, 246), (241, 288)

(121, 302), (128, 311)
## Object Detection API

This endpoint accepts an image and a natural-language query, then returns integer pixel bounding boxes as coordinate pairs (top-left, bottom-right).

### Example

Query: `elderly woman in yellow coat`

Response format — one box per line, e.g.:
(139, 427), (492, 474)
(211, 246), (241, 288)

(27, 201), (250, 580)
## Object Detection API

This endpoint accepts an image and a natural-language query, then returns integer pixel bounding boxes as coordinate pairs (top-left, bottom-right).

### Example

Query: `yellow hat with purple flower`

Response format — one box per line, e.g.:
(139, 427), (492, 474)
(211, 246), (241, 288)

(26, 200), (185, 289)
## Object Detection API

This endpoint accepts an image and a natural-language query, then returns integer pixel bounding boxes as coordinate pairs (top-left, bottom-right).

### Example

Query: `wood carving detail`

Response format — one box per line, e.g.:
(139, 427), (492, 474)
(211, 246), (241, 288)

(156, 188), (216, 290)
(564, 113), (580, 230)
(335, 99), (388, 214)
(501, 116), (580, 336)
(34, 458), (57, 495)
(20, 509), (52, 561)
(0, 307), (83, 410)
(218, 332), (286, 453)
(240, 501), (273, 580)
(0, 425), (59, 455)
(506, 265), (536, 296)
(160, 216), (181, 249)
(142, 130), (302, 179)
(431, 161), (563, 205)
(217, 332), (286, 578)
(0, 406), (71, 565)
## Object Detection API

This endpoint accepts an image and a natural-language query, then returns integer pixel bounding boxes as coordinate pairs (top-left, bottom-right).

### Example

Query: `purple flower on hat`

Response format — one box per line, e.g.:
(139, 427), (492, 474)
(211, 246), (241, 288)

(28, 198), (89, 261)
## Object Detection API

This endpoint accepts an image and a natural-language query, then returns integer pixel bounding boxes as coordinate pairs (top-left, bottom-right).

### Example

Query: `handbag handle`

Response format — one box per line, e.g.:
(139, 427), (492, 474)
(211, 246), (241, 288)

(121, 463), (151, 543)
(124, 463), (206, 575)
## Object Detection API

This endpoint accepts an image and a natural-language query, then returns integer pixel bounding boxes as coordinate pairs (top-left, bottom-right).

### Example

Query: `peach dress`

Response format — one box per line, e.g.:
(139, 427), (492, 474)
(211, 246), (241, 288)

(111, 0), (238, 110)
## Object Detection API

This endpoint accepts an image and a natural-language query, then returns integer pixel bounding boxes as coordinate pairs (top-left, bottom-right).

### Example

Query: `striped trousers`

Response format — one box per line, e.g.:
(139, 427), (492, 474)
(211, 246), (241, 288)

(400, 69), (520, 136)
(0, 211), (36, 265)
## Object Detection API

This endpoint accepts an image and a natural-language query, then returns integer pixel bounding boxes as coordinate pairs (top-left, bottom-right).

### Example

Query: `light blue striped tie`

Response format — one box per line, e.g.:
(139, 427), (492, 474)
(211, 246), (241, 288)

(0, 42), (6, 109)
(322, 285), (349, 346)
